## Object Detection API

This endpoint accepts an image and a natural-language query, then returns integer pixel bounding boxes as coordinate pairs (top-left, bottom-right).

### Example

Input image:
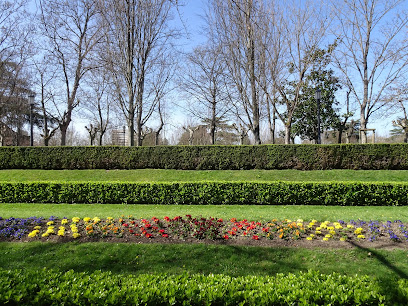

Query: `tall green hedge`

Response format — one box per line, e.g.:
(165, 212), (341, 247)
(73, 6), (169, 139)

(1, 181), (407, 205)
(1, 144), (408, 170)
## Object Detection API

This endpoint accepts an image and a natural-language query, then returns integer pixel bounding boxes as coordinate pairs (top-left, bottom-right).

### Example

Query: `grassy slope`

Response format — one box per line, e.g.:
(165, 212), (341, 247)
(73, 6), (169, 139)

(1, 169), (408, 182)
(2, 204), (408, 221)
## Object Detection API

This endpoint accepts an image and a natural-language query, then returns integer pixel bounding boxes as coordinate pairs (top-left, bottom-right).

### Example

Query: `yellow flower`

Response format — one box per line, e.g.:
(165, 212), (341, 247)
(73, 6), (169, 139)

(58, 230), (65, 237)
(325, 234), (332, 238)
(320, 224), (327, 229)
(107, 217), (113, 221)
(323, 237), (329, 241)
(46, 228), (55, 234)
(315, 230), (322, 235)
(297, 222), (303, 227)
(347, 224), (354, 229)
(340, 237), (347, 241)
(72, 233), (80, 238)
(83, 217), (91, 222)
(61, 219), (68, 225)
(34, 226), (41, 230)
(72, 217), (80, 223)
(59, 226), (65, 230)
(311, 219), (317, 223)
(327, 226), (335, 231)
(357, 235), (365, 239)
(71, 227), (78, 233)
(335, 225), (343, 229)
(28, 230), (39, 238)
(354, 228), (364, 235)
(309, 234), (315, 238)
(306, 237), (313, 241)
(316, 227), (322, 231)
(93, 217), (101, 224)
(42, 233), (49, 237)
(329, 230), (336, 235)
(46, 221), (54, 226)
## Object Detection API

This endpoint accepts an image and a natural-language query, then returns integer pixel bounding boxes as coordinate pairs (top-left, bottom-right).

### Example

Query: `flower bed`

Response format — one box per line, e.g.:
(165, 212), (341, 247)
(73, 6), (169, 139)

(1, 215), (408, 246)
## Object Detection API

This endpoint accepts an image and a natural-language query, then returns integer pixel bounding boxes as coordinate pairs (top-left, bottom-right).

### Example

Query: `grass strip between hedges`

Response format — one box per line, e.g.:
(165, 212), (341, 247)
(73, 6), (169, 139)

(1, 181), (408, 205)
(1, 268), (401, 305)
(2, 203), (408, 221)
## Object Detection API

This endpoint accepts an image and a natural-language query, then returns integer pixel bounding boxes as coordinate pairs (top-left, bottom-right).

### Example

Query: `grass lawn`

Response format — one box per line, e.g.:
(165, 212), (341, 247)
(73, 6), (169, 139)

(1, 169), (408, 182)
(2, 204), (408, 221)
(0, 242), (406, 302)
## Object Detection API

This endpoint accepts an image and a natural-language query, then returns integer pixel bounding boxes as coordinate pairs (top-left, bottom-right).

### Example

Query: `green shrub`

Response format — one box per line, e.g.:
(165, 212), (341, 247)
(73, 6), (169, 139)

(1, 144), (408, 170)
(0, 268), (396, 305)
(1, 181), (407, 205)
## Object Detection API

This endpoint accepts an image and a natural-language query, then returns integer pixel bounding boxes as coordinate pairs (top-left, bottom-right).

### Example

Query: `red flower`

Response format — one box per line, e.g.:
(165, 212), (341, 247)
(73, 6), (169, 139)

(122, 223), (129, 228)
(159, 229), (165, 234)
(129, 229), (134, 234)
(145, 233), (152, 238)
(218, 218), (223, 222)
(162, 234), (169, 238)
(230, 218), (237, 223)
(252, 235), (259, 240)
(223, 234), (229, 240)
(164, 216), (170, 222)
(130, 220), (136, 225)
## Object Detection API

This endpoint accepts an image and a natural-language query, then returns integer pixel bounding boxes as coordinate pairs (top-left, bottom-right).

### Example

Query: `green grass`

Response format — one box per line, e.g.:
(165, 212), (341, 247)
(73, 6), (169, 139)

(1, 169), (408, 182)
(2, 204), (408, 221)
(0, 242), (406, 295)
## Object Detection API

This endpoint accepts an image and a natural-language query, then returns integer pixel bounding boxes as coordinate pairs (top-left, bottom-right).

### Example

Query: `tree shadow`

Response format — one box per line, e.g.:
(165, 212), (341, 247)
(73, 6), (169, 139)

(347, 241), (408, 304)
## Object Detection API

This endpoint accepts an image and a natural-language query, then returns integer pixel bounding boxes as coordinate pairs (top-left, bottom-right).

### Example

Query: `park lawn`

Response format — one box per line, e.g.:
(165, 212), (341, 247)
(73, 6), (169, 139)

(2, 204), (408, 221)
(1, 169), (408, 182)
(0, 242), (406, 302)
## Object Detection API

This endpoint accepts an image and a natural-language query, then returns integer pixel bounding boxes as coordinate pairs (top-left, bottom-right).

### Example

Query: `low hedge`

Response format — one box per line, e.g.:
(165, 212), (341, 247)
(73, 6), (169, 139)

(0, 268), (397, 305)
(1, 181), (407, 205)
(1, 144), (408, 170)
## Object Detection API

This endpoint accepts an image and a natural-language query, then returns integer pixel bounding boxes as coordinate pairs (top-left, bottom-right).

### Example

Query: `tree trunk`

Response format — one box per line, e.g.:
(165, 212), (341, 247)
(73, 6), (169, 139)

(284, 124), (291, 145)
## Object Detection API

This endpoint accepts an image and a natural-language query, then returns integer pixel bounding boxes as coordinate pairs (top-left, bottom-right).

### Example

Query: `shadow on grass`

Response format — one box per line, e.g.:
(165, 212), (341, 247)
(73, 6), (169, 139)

(347, 241), (408, 304)
(0, 242), (307, 276)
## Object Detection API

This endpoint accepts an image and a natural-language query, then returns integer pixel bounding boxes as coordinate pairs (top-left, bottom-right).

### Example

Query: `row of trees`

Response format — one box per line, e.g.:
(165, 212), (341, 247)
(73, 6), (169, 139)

(1, 0), (408, 146)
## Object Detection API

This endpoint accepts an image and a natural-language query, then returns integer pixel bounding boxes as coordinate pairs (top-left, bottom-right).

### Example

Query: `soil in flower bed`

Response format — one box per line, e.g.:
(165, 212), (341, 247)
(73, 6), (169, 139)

(1, 215), (408, 249)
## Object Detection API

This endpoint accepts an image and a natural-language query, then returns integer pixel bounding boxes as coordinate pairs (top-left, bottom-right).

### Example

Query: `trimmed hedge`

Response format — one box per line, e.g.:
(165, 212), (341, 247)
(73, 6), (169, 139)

(0, 269), (395, 305)
(1, 181), (407, 205)
(1, 143), (408, 170)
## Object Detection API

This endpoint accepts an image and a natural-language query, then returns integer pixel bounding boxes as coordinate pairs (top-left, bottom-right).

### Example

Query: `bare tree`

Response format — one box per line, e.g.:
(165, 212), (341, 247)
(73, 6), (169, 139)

(99, 0), (179, 146)
(208, 0), (264, 144)
(0, 0), (33, 142)
(262, 0), (332, 144)
(39, 0), (102, 145)
(179, 44), (231, 144)
(385, 81), (408, 142)
(82, 69), (111, 145)
(331, 0), (408, 143)
(31, 56), (60, 146)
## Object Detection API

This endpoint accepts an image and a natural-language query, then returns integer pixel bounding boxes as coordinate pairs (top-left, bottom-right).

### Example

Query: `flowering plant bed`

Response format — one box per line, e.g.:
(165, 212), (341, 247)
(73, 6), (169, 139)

(1, 215), (408, 248)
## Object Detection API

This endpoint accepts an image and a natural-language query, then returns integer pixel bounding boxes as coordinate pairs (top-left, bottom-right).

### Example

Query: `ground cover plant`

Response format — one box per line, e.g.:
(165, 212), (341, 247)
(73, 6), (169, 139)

(1, 268), (393, 305)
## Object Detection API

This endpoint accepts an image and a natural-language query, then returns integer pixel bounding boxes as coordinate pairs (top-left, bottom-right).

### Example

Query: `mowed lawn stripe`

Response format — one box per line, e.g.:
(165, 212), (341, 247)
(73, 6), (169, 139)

(1, 169), (408, 182)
